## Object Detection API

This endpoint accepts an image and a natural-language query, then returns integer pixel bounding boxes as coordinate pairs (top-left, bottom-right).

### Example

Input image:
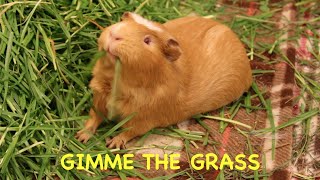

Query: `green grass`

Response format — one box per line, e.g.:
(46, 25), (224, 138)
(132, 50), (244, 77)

(1, 0), (319, 179)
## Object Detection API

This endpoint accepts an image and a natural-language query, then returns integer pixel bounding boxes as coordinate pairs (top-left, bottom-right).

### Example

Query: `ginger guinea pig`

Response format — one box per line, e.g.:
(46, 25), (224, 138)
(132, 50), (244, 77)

(76, 12), (252, 148)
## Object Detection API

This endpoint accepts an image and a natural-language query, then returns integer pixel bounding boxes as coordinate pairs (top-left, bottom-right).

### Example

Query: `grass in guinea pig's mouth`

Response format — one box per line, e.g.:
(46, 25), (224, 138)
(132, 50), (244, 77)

(0, 0), (319, 180)
(108, 55), (122, 121)
(93, 50), (122, 121)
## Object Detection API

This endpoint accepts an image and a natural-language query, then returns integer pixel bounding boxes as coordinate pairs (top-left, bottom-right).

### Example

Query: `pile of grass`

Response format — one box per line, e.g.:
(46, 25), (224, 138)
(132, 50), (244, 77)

(1, 0), (319, 179)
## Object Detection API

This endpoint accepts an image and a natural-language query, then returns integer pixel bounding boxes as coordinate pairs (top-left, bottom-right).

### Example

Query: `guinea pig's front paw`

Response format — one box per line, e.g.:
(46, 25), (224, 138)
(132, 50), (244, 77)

(75, 129), (93, 143)
(106, 135), (127, 149)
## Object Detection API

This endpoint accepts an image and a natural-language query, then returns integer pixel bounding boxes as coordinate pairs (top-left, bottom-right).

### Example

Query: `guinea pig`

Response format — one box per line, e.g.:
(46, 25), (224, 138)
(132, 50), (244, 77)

(75, 12), (252, 148)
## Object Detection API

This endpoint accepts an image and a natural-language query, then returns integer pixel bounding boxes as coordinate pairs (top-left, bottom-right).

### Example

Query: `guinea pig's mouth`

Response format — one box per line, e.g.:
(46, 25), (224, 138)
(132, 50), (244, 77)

(106, 48), (119, 61)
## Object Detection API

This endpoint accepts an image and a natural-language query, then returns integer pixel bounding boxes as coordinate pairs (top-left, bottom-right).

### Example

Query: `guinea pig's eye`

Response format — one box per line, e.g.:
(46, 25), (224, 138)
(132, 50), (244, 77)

(143, 35), (151, 45)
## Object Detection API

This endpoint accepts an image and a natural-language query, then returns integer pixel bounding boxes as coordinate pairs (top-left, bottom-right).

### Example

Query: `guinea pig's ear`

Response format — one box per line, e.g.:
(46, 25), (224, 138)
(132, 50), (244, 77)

(163, 38), (181, 61)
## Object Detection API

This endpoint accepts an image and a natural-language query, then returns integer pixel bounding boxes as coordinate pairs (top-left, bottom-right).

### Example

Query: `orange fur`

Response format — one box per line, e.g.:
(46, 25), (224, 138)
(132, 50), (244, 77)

(76, 13), (252, 148)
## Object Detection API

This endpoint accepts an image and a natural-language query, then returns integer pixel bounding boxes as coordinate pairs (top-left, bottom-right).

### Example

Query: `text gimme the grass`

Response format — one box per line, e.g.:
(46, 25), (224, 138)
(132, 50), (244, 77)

(61, 153), (260, 171)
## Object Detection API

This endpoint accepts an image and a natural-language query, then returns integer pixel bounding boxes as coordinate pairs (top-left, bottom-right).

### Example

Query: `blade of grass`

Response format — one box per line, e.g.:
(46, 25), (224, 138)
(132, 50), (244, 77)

(253, 109), (319, 134)
(195, 115), (252, 130)
(0, 112), (27, 173)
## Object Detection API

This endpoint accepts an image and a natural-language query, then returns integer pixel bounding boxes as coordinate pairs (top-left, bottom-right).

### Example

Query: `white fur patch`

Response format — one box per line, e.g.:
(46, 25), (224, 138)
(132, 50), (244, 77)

(130, 13), (162, 32)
